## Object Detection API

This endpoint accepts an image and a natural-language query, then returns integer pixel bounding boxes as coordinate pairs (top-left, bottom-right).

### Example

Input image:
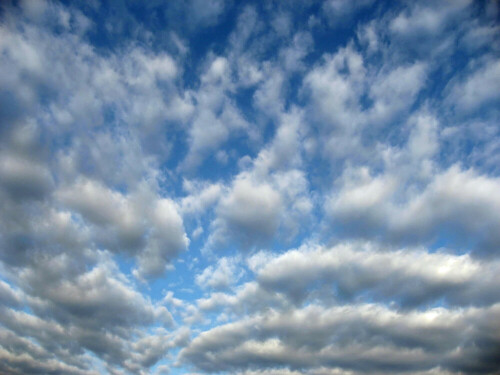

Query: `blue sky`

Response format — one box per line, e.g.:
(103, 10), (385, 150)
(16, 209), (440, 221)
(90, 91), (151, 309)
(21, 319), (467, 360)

(0, 0), (500, 374)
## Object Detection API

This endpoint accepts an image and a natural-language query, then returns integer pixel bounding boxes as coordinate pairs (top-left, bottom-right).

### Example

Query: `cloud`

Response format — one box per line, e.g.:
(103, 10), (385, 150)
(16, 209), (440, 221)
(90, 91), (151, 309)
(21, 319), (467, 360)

(252, 242), (500, 308)
(196, 280), (289, 315)
(180, 180), (223, 216)
(205, 107), (314, 250)
(134, 198), (190, 279)
(446, 57), (500, 115)
(327, 165), (500, 255)
(0, 253), (183, 374)
(0, 281), (23, 308)
(196, 256), (242, 290)
(304, 45), (365, 131)
(182, 56), (250, 170)
(389, 0), (471, 37)
(0, 153), (53, 201)
(181, 302), (500, 374)
(18, 255), (173, 329)
(211, 175), (283, 247)
(303, 43), (430, 163)
(56, 178), (189, 278)
(322, 0), (375, 24)
(367, 62), (427, 124)
(187, 0), (228, 28)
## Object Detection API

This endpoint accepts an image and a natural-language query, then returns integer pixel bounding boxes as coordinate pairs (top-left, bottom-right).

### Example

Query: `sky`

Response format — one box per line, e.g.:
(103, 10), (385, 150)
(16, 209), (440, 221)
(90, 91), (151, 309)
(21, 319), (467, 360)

(0, 0), (499, 374)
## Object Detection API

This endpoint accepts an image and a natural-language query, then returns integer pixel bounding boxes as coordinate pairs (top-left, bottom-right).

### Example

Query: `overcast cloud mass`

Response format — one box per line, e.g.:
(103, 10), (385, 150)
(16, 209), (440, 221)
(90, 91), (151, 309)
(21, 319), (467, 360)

(0, 0), (499, 374)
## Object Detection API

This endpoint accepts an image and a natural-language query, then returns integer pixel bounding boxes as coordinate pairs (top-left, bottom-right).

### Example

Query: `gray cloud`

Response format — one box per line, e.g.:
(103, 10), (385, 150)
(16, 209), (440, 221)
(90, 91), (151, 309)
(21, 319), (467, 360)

(327, 165), (500, 256)
(0, 253), (185, 374)
(181, 303), (500, 374)
(251, 242), (500, 308)
(57, 178), (189, 278)
(216, 176), (283, 245)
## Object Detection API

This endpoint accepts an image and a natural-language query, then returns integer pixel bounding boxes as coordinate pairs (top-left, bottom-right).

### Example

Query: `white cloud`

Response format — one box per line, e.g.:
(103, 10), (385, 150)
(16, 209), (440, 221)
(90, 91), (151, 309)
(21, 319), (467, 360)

(327, 165), (500, 254)
(253, 241), (500, 307)
(205, 106), (314, 249)
(196, 257), (242, 290)
(182, 56), (250, 169)
(196, 280), (288, 315)
(253, 68), (286, 121)
(446, 57), (500, 114)
(304, 45), (365, 131)
(322, 0), (374, 24)
(180, 180), (223, 216)
(389, 0), (471, 37)
(211, 175), (283, 247)
(135, 198), (190, 279)
(187, 0), (227, 28)
(367, 62), (427, 124)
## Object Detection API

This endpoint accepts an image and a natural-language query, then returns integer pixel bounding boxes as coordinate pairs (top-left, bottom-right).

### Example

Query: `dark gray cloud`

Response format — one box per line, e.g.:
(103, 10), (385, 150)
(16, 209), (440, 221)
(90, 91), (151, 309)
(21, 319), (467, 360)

(0, 251), (183, 374)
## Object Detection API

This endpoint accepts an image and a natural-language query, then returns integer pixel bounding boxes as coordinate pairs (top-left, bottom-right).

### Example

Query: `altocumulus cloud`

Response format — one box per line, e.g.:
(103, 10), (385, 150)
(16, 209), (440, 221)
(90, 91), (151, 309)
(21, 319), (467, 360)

(0, 0), (499, 374)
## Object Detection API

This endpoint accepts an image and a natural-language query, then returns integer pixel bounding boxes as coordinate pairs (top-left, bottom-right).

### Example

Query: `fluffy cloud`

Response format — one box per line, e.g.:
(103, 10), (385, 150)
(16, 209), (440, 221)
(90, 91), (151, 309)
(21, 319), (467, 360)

(181, 303), (500, 374)
(446, 57), (500, 114)
(0, 152), (54, 201)
(211, 175), (283, 246)
(56, 179), (189, 278)
(327, 165), (500, 255)
(182, 55), (250, 170)
(0, 253), (180, 374)
(196, 256), (242, 290)
(252, 242), (500, 307)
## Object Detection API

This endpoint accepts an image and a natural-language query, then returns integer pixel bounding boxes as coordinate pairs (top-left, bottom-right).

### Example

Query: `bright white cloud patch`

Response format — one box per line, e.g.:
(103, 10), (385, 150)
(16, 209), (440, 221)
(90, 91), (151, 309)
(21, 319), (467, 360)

(0, 1), (499, 374)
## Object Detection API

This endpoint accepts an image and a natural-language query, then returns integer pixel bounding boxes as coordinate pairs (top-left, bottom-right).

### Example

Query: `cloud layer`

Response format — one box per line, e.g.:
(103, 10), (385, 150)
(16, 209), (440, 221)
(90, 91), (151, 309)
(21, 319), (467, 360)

(0, 0), (499, 374)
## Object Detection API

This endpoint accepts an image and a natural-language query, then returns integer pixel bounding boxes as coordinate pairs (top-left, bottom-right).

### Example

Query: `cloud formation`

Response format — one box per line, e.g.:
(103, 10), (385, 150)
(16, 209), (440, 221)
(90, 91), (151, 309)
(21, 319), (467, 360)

(0, 0), (499, 374)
